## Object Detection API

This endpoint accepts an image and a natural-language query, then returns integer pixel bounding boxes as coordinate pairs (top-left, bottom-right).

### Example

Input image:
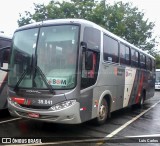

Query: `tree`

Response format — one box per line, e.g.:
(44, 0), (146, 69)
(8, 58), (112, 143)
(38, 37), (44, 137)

(17, 0), (158, 56)
(90, 1), (157, 52)
(155, 54), (160, 69)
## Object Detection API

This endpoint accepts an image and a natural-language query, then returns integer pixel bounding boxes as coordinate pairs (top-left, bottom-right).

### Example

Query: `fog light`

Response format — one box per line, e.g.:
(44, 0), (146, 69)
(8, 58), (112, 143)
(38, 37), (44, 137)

(8, 97), (15, 104)
(51, 100), (76, 111)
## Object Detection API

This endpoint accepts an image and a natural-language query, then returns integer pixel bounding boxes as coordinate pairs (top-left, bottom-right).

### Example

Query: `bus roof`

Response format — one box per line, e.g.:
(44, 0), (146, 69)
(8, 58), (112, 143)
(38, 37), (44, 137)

(0, 33), (12, 39)
(15, 19), (155, 60)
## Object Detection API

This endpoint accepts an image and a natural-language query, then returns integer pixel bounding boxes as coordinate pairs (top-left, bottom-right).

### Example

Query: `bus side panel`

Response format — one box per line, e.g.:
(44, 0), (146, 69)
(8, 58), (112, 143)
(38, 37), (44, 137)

(128, 69), (155, 106)
(145, 70), (155, 99)
(79, 89), (94, 122)
(96, 64), (125, 112)
(0, 72), (8, 109)
(127, 68), (142, 105)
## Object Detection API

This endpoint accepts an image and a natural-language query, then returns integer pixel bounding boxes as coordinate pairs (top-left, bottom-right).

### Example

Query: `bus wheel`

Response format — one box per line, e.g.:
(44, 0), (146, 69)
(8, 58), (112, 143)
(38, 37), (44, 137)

(140, 96), (144, 105)
(94, 98), (108, 125)
(138, 92), (145, 108)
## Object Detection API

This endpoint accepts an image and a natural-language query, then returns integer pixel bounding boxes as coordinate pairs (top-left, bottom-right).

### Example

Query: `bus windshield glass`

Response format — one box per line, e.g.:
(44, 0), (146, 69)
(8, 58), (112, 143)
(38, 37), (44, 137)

(156, 71), (160, 83)
(8, 25), (79, 89)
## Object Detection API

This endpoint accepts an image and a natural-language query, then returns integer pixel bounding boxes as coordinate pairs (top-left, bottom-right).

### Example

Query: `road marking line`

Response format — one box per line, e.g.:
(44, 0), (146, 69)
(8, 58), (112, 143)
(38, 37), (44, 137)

(0, 118), (21, 124)
(105, 100), (160, 138)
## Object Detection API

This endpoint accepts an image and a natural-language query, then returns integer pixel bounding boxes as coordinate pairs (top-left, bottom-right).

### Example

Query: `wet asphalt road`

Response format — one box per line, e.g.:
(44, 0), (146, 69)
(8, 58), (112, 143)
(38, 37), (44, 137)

(0, 92), (160, 146)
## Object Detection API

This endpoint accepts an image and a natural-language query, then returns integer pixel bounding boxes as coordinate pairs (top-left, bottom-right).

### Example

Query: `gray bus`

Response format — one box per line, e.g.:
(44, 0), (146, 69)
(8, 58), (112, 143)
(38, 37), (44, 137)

(0, 19), (155, 124)
(0, 34), (12, 109)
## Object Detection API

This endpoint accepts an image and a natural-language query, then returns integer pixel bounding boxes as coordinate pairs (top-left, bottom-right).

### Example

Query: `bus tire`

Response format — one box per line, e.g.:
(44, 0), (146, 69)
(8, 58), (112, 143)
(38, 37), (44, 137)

(94, 98), (108, 125)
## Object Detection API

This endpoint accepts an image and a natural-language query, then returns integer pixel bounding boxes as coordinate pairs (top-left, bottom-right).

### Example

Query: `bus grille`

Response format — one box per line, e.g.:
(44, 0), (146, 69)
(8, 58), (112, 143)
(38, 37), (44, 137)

(16, 111), (59, 120)
(20, 105), (51, 110)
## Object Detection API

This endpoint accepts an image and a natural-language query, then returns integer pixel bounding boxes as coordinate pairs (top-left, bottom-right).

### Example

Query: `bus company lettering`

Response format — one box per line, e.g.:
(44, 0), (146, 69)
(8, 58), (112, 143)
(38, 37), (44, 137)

(126, 70), (132, 77)
(53, 79), (66, 85)
(47, 77), (67, 86)
(114, 68), (124, 76)
(26, 90), (41, 94)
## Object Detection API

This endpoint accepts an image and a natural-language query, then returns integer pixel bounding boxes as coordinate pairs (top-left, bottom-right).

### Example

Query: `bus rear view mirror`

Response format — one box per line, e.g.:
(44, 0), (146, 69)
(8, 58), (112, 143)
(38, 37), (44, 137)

(85, 51), (93, 70)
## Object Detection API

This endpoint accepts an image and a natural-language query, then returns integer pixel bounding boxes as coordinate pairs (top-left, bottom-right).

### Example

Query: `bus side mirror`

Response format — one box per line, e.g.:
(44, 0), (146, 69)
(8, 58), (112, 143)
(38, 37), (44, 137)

(0, 46), (10, 72)
(81, 42), (94, 70)
(85, 50), (93, 70)
(81, 41), (87, 52)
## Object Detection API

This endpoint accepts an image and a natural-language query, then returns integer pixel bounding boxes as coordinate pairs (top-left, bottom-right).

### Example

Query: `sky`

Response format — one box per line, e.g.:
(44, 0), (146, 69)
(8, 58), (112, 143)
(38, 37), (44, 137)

(0, 0), (159, 48)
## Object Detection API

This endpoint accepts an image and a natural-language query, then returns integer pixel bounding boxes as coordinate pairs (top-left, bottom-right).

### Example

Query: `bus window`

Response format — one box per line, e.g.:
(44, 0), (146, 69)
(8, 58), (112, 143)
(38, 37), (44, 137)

(103, 35), (119, 63)
(140, 53), (146, 69)
(131, 49), (139, 68)
(0, 38), (11, 63)
(81, 27), (100, 89)
(81, 51), (99, 89)
(147, 57), (152, 71)
(0, 39), (11, 48)
(83, 27), (101, 50)
(156, 69), (160, 82)
(152, 60), (156, 71)
(120, 43), (130, 65)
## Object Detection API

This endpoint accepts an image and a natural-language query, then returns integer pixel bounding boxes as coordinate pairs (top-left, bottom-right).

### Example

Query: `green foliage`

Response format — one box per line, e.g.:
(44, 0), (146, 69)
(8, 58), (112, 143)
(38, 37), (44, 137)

(155, 54), (160, 69)
(17, 0), (158, 58)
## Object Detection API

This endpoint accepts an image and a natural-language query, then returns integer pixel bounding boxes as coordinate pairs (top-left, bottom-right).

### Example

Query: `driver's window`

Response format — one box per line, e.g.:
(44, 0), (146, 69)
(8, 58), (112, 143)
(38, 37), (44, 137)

(81, 27), (101, 89)
(83, 27), (101, 50)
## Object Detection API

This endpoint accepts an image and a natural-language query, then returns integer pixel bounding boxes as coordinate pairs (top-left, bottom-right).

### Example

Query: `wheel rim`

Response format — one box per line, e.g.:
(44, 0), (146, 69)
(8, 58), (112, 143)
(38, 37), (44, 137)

(99, 104), (107, 121)
(140, 97), (144, 105)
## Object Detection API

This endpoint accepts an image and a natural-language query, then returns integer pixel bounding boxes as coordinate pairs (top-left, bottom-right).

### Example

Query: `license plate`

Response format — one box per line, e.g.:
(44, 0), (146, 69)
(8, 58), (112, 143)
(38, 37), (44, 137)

(28, 113), (39, 118)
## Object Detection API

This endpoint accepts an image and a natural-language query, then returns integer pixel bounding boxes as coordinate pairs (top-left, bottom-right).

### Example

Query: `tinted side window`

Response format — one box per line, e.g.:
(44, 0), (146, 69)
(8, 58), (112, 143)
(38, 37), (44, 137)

(0, 39), (11, 48)
(147, 57), (152, 71)
(140, 53), (146, 69)
(83, 27), (101, 50)
(0, 38), (11, 63)
(131, 49), (139, 67)
(120, 43), (130, 65)
(103, 35), (119, 63)
(152, 60), (155, 71)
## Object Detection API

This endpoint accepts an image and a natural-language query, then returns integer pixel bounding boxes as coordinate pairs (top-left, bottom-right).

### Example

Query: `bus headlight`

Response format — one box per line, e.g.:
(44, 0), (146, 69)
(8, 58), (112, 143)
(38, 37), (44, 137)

(51, 100), (76, 111)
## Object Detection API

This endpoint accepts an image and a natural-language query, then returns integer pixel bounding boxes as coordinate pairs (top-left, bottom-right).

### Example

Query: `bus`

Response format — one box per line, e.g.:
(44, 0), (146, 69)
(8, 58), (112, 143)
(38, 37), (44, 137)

(0, 19), (155, 124)
(0, 34), (12, 109)
(155, 69), (160, 90)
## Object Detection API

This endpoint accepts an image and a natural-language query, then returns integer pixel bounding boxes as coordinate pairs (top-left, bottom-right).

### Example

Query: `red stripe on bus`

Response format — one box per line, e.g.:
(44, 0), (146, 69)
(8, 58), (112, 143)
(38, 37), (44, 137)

(135, 73), (144, 103)
(27, 99), (31, 105)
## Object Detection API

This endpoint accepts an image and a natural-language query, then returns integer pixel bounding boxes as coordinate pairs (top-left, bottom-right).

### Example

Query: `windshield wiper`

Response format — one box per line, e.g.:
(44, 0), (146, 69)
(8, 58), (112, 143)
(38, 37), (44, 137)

(13, 52), (54, 94)
(13, 54), (34, 91)
(14, 68), (29, 91)
(35, 66), (55, 94)
(14, 66), (55, 94)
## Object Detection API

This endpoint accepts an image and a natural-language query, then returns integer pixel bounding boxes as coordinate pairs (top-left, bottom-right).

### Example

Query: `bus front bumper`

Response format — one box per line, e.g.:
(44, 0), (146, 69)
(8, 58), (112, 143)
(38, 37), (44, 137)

(155, 85), (160, 90)
(8, 100), (81, 124)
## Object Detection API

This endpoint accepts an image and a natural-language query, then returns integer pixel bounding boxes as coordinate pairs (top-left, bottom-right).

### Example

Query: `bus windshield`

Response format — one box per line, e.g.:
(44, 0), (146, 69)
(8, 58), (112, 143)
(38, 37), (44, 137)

(156, 71), (160, 83)
(8, 25), (79, 89)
